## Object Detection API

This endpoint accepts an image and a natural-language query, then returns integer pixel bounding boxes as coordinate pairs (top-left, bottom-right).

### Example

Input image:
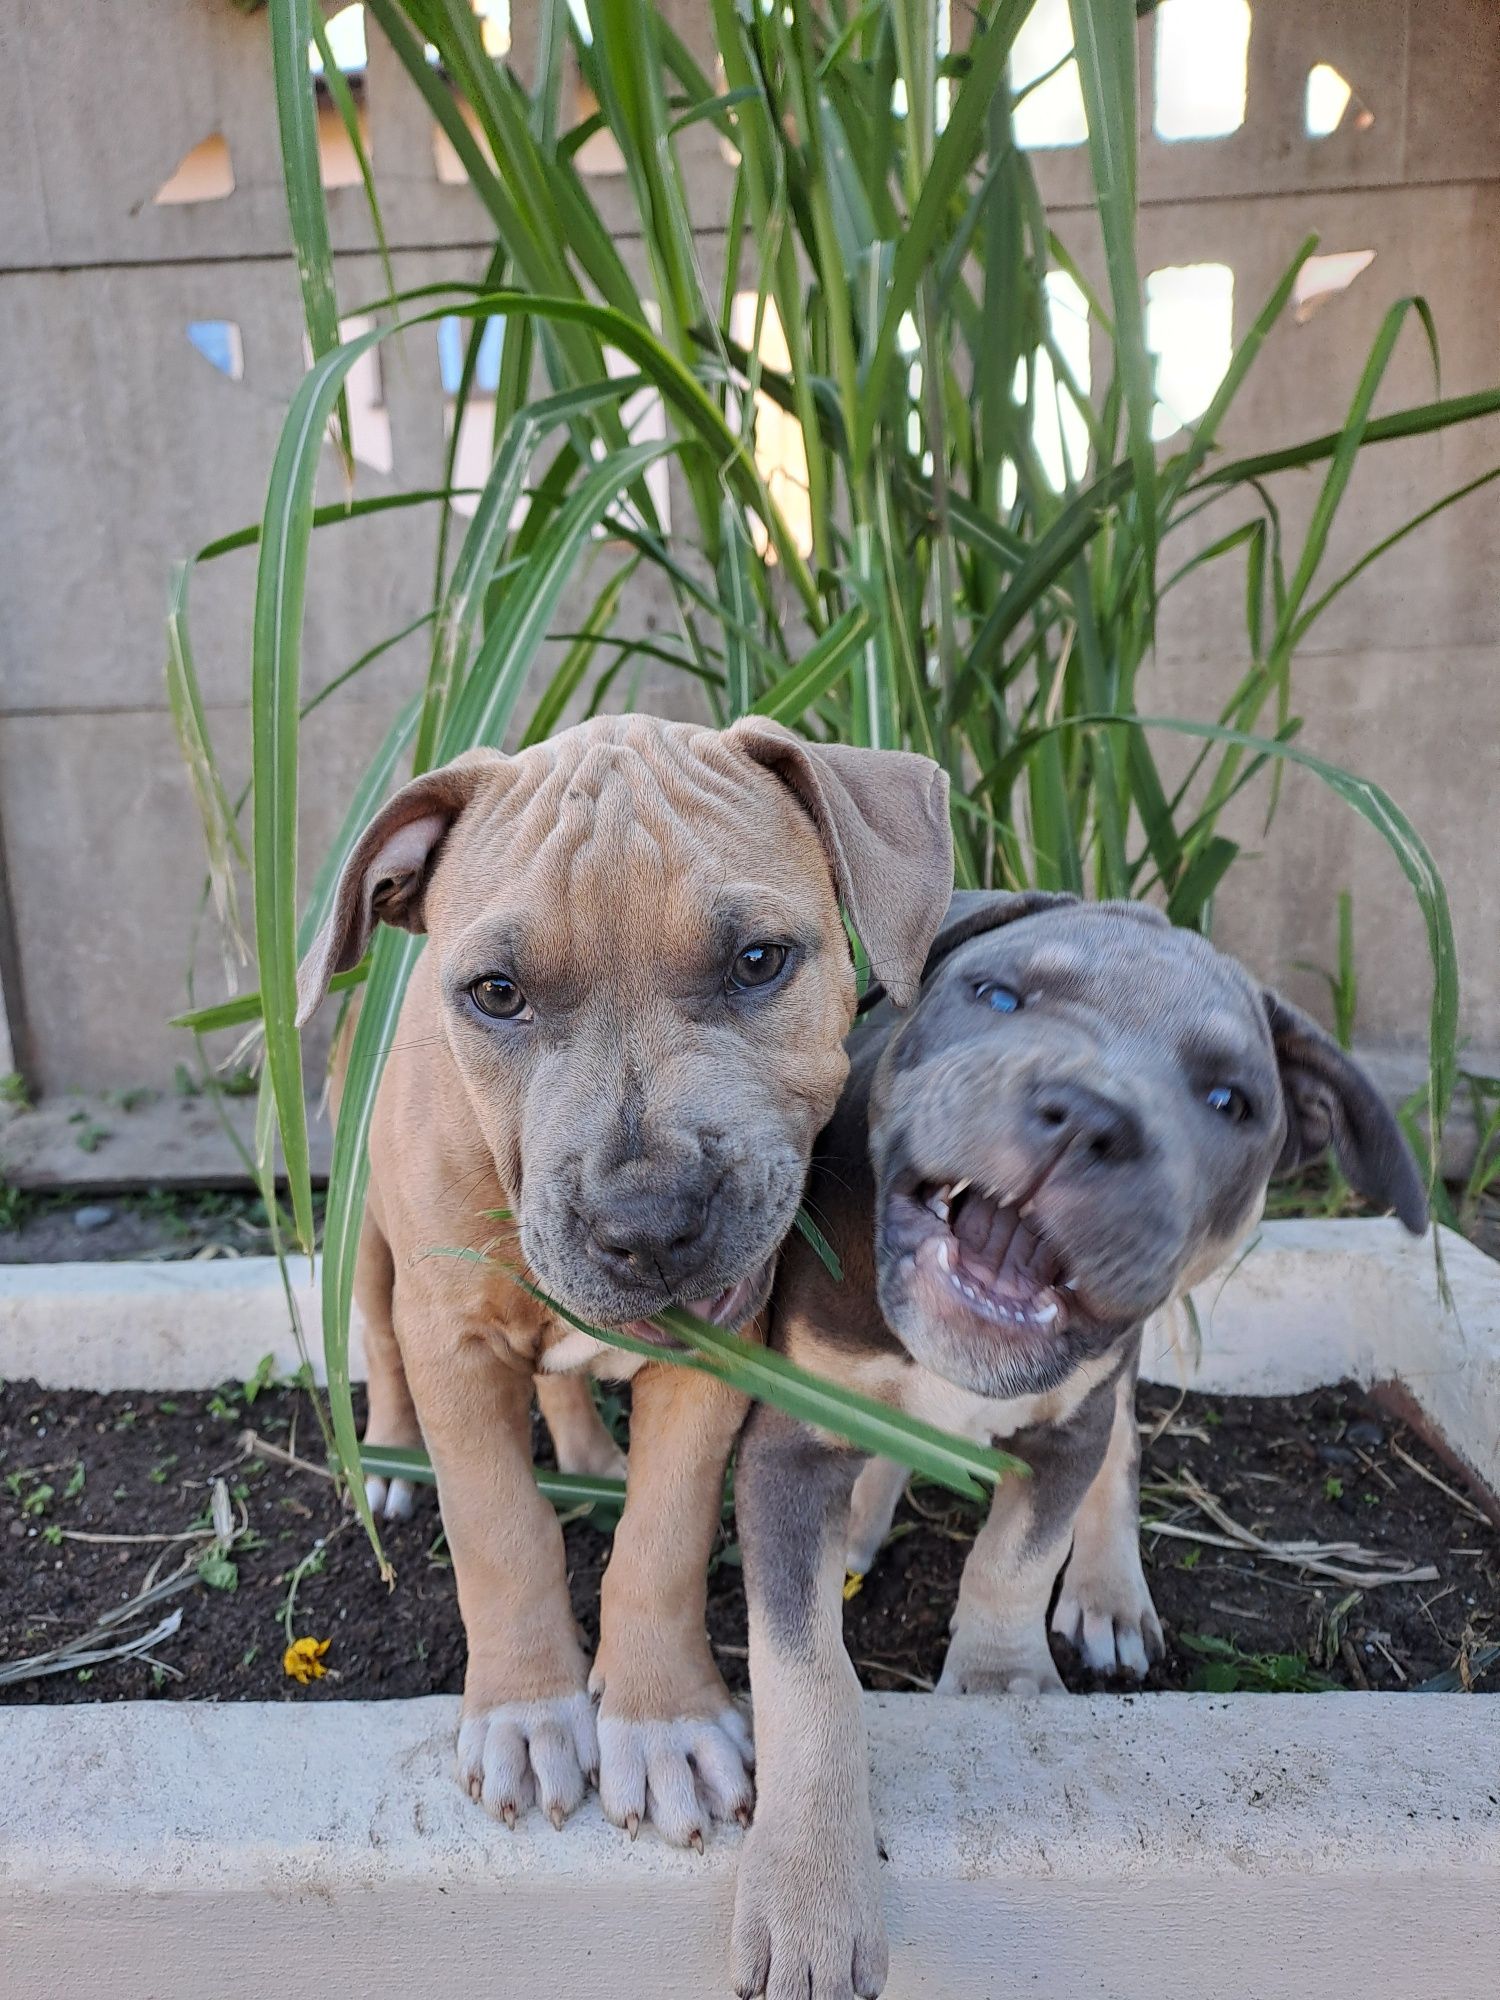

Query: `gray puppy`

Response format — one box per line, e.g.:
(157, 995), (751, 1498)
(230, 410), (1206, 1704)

(731, 891), (1426, 2000)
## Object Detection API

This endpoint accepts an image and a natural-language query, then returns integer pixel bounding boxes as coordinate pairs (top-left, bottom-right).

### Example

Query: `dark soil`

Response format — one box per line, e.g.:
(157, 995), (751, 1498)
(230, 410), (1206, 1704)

(2, 1375), (1495, 1705)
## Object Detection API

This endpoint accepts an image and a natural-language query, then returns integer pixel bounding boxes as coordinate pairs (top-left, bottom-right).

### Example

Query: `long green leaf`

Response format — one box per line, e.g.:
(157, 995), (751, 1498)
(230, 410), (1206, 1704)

(269, 0), (349, 476)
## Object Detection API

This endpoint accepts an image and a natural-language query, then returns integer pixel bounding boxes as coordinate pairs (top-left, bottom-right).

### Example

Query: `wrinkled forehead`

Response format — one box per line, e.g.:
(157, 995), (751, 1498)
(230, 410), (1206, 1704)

(427, 728), (837, 977)
(938, 906), (1273, 1062)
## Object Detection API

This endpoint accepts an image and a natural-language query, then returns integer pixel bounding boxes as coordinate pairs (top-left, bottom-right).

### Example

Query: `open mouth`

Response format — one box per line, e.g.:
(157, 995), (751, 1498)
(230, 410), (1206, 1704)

(884, 1175), (1074, 1338)
(621, 1261), (772, 1345)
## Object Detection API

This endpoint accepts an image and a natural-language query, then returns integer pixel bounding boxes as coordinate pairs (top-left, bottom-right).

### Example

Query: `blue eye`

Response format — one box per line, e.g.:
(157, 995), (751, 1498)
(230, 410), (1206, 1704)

(976, 982), (1023, 1015)
(1206, 1084), (1252, 1122)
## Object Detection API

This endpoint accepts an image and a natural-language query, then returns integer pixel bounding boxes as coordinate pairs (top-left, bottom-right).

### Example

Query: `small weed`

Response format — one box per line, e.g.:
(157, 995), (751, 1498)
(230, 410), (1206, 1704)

(113, 1407), (138, 1431)
(278, 1538), (332, 1641)
(147, 1455), (180, 1486)
(174, 1064), (201, 1098)
(207, 1390), (241, 1421)
(1323, 1475), (1344, 1501)
(0, 1182), (29, 1231)
(71, 1119), (109, 1154)
(110, 1086), (159, 1114)
(0, 1071), (32, 1110)
(197, 1548), (239, 1592)
(21, 1482), (54, 1517)
(63, 1462), (85, 1500)
(77, 1668), (94, 1685)
(217, 1066), (260, 1098)
(242, 1353), (277, 1406)
(151, 1664), (168, 1690)
(1201, 1408), (1222, 1429)
(156, 1399), (180, 1415)
(242, 1643), (260, 1667)
(1177, 1545), (1202, 1571)
(41, 1523), (62, 1547)
(1179, 1633), (1335, 1694)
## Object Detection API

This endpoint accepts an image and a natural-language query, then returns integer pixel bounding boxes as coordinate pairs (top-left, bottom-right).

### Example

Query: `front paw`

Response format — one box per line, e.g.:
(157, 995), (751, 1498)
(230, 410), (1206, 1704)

(595, 1708), (753, 1847)
(731, 1819), (887, 2000)
(935, 1622), (1066, 1698)
(455, 1688), (598, 1829)
(591, 1648), (752, 1846)
(1050, 1542), (1164, 1680)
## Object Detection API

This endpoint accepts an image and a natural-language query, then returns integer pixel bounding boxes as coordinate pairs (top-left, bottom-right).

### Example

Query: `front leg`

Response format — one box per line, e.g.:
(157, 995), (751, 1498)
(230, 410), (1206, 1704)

(399, 1285), (595, 1829)
(589, 1363), (753, 1846)
(1050, 1336), (1164, 1679)
(732, 1404), (886, 2000)
(938, 1363), (1120, 1697)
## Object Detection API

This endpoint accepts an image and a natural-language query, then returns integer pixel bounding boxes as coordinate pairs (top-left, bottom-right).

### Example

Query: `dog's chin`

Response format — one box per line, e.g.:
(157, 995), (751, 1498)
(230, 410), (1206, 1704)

(877, 1173), (1126, 1399)
(620, 1259), (776, 1345)
(522, 1246), (777, 1351)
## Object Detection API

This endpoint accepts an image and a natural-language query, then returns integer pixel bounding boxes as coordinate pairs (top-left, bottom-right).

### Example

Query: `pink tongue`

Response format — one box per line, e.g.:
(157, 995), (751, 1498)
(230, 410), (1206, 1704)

(954, 1194), (1021, 1276)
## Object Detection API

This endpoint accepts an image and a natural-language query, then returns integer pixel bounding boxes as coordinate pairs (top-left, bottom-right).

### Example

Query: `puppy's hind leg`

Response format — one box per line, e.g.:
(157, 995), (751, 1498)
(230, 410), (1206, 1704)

(1050, 1336), (1164, 1681)
(354, 1213), (422, 1523)
(844, 1456), (910, 1582)
(535, 1373), (628, 1481)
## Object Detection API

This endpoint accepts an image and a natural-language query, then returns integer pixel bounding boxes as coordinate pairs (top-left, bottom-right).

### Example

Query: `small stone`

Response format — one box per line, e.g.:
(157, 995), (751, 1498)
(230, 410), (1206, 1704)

(1317, 1443), (1357, 1468)
(72, 1204), (115, 1233)
(1345, 1418), (1385, 1449)
(8, 1518), (26, 1539)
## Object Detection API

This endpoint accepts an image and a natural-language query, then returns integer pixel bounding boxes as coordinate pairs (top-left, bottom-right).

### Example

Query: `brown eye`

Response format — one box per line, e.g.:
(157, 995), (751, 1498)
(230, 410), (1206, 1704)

(729, 942), (789, 992)
(469, 975), (530, 1022)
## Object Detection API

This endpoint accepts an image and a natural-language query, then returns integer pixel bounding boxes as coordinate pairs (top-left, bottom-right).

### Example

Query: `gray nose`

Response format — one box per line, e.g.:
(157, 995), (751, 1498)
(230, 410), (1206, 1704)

(1025, 1077), (1144, 1166)
(582, 1172), (716, 1288)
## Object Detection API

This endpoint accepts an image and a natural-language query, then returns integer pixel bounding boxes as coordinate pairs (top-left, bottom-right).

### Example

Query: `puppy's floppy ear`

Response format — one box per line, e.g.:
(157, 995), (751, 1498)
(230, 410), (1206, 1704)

(295, 749), (504, 1025)
(1263, 990), (1427, 1235)
(727, 717), (952, 1007)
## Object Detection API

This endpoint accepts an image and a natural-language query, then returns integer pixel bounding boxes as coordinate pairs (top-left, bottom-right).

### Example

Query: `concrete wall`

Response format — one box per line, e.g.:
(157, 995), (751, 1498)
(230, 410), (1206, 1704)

(0, 0), (1495, 1099)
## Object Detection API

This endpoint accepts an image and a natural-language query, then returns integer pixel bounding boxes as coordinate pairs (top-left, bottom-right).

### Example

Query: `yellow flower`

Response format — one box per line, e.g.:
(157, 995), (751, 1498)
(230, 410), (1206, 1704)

(283, 1635), (331, 1685)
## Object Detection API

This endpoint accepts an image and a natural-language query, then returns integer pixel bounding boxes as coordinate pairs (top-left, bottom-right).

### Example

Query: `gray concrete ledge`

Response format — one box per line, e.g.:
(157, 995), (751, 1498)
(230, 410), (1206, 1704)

(2, 1693), (1496, 1999)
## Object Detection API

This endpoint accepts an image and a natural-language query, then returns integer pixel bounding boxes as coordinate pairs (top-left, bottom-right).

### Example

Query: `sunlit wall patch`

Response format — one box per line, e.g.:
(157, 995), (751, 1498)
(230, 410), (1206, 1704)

(1153, 0), (1250, 142)
(186, 321), (244, 381)
(1145, 264), (1234, 443)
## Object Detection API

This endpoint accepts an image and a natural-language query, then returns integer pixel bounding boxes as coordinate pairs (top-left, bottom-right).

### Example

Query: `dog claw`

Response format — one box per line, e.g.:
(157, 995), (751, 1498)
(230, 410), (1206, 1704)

(689, 1829), (705, 1854)
(501, 1803), (518, 1831)
(734, 1805), (753, 1829)
(625, 1811), (640, 1841)
(549, 1805), (566, 1832)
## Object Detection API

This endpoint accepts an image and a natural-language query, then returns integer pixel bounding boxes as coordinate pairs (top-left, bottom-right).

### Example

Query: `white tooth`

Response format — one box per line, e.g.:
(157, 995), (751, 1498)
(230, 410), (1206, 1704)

(949, 1177), (971, 1200)
(933, 1199), (950, 1223)
(1035, 1301), (1059, 1326)
(938, 1240), (955, 1272)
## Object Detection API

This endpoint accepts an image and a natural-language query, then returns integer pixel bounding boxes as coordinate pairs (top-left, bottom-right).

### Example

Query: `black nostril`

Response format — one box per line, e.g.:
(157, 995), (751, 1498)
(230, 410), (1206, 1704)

(1027, 1078), (1143, 1166)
